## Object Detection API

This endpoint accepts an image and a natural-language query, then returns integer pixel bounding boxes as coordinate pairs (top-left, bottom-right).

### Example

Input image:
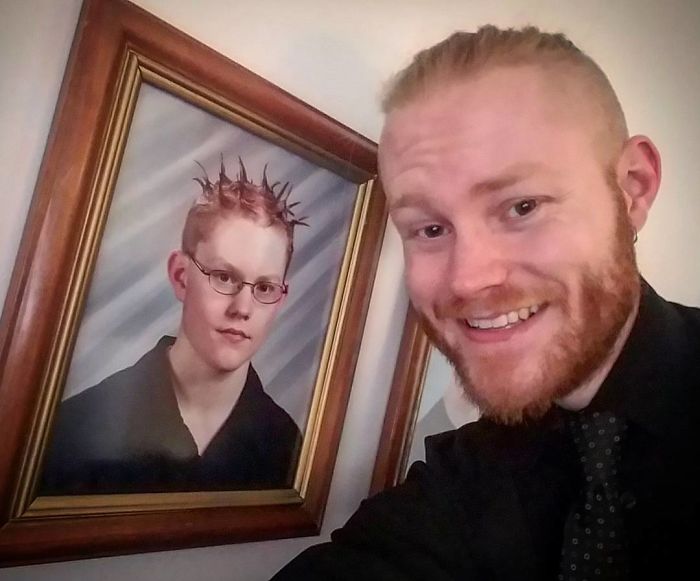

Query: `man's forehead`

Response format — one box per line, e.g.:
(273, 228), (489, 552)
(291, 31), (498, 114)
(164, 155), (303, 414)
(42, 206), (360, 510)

(386, 161), (565, 214)
(386, 64), (604, 134)
(379, 64), (604, 180)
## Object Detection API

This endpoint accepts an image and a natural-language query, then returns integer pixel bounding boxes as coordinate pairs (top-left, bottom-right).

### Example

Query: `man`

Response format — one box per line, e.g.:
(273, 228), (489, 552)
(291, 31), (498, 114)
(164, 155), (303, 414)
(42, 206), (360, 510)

(41, 159), (307, 495)
(273, 25), (699, 580)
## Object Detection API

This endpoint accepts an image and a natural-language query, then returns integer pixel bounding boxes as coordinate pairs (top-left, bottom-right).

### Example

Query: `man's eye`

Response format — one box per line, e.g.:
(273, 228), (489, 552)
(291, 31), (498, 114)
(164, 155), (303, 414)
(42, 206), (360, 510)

(256, 283), (273, 295)
(418, 224), (446, 239)
(507, 199), (538, 219)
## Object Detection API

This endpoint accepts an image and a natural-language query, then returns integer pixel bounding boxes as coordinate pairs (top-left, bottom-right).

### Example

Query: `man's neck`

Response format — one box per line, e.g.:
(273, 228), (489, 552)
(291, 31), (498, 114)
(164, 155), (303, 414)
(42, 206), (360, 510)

(556, 295), (640, 412)
(167, 335), (249, 453)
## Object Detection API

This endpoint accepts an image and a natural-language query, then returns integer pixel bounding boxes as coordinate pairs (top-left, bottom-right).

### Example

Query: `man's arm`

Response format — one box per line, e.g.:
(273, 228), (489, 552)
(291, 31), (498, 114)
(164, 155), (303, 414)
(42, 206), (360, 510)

(271, 459), (482, 581)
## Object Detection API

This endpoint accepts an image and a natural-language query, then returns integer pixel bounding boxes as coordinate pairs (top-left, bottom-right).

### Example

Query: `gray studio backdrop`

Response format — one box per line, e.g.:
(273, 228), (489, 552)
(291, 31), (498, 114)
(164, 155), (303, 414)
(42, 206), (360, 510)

(62, 83), (358, 432)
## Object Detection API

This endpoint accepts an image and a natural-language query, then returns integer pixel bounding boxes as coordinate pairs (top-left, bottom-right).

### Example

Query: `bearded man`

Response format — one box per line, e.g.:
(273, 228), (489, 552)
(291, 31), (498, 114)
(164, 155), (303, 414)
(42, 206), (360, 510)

(272, 25), (700, 580)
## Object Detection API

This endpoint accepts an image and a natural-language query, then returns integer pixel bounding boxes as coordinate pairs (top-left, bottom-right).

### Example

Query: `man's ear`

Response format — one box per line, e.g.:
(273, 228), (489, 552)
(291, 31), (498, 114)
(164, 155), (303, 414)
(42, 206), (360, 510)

(615, 135), (661, 233)
(167, 250), (188, 303)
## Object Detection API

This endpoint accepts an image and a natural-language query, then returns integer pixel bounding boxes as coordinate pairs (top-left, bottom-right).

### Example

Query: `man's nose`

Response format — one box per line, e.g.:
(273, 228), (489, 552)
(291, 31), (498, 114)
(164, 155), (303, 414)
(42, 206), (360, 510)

(446, 229), (509, 298)
(226, 285), (255, 319)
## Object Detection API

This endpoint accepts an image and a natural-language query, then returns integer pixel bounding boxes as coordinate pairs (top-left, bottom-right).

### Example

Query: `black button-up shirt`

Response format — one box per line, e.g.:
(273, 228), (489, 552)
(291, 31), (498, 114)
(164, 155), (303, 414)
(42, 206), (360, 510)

(274, 283), (700, 580)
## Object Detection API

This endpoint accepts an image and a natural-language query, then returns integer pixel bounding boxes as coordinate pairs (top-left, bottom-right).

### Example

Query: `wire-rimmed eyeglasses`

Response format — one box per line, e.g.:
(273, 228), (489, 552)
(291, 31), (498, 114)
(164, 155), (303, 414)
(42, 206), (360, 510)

(187, 254), (287, 304)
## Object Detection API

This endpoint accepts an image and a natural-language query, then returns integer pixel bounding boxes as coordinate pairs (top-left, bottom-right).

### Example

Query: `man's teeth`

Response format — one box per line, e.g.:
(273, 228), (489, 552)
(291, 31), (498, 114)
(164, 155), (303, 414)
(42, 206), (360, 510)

(467, 304), (540, 330)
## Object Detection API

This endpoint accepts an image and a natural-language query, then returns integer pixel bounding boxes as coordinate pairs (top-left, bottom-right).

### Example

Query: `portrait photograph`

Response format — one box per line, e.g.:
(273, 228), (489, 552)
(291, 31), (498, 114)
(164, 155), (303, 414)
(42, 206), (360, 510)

(38, 82), (359, 497)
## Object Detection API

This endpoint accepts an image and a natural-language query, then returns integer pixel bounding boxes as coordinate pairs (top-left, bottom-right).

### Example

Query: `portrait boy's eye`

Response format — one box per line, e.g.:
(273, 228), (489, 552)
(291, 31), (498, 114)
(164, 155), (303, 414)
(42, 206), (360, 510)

(214, 271), (234, 284)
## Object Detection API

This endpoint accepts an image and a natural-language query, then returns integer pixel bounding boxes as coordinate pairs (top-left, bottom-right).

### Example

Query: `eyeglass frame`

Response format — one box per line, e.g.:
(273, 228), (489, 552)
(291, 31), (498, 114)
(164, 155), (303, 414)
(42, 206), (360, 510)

(186, 253), (288, 305)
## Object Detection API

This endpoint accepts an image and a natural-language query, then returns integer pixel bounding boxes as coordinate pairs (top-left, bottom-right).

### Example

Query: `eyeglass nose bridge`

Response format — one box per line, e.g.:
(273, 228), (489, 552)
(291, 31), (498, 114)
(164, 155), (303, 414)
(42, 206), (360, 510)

(215, 279), (255, 299)
(233, 280), (257, 296)
(223, 280), (256, 311)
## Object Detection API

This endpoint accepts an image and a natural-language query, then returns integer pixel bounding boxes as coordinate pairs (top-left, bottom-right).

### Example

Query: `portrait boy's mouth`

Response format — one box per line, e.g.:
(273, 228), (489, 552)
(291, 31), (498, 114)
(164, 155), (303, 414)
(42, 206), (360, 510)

(218, 327), (251, 341)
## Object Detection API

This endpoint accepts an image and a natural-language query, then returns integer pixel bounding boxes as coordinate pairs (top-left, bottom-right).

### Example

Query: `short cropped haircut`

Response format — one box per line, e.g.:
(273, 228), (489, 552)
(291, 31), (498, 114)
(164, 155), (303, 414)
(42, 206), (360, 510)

(383, 25), (628, 147)
(182, 157), (308, 271)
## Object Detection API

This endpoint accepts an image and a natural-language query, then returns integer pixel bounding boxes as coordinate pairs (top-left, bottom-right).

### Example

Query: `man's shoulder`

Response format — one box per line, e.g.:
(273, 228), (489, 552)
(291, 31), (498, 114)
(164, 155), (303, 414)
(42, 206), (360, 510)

(60, 336), (173, 417)
(667, 297), (700, 335)
(275, 421), (498, 581)
(423, 418), (503, 470)
(649, 290), (700, 371)
(52, 336), (175, 445)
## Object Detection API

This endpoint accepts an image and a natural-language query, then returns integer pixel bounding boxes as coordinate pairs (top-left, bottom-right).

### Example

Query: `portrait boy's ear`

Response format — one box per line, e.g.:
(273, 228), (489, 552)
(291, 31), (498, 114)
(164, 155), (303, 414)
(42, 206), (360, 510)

(167, 250), (189, 302)
(616, 135), (661, 233)
(278, 281), (290, 308)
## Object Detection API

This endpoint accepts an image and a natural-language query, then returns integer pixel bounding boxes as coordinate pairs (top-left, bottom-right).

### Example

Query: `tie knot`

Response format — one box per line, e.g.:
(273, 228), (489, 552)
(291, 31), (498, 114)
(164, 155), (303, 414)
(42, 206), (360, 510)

(567, 411), (626, 481)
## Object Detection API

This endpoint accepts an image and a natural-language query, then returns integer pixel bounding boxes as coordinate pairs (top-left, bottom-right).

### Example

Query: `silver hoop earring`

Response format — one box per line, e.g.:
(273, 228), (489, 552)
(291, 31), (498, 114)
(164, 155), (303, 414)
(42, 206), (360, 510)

(632, 228), (638, 244)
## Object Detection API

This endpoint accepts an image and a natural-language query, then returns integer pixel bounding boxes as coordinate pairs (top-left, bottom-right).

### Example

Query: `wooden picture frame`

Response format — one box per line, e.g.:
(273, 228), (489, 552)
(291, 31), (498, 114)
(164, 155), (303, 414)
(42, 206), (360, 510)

(370, 306), (479, 495)
(369, 306), (430, 494)
(0, 0), (386, 566)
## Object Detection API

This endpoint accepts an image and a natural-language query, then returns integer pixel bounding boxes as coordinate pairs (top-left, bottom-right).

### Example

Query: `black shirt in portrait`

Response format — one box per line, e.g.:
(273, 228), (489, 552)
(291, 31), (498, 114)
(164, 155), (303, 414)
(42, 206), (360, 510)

(40, 336), (302, 495)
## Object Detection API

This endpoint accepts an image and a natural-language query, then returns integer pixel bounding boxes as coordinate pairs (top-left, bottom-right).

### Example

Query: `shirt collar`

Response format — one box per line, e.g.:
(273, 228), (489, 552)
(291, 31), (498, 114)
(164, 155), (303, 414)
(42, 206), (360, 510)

(585, 279), (693, 439)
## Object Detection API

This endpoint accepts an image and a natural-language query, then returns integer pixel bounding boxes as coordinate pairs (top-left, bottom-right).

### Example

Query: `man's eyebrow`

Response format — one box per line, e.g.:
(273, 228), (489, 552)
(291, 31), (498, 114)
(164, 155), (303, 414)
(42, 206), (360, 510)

(388, 192), (434, 213)
(389, 163), (550, 212)
(469, 163), (545, 197)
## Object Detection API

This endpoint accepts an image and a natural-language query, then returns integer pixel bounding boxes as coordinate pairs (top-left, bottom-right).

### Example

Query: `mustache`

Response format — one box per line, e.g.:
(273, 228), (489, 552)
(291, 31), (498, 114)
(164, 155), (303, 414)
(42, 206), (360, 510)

(435, 284), (557, 319)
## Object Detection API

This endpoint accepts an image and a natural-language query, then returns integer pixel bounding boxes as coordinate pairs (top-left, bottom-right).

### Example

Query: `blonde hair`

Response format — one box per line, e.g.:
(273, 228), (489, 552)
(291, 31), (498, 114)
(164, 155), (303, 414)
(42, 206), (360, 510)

(383, 25), (628, 146)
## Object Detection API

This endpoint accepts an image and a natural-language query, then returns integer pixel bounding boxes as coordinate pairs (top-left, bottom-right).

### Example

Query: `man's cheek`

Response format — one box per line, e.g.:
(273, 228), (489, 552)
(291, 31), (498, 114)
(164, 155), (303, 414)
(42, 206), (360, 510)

(405, 269), (431, 308)
(413, 265), (449, 307)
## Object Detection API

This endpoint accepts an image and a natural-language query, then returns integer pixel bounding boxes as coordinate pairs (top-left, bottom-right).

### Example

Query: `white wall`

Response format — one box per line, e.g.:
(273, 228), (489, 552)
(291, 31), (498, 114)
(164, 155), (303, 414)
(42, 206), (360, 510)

(1, 1), (699, 579)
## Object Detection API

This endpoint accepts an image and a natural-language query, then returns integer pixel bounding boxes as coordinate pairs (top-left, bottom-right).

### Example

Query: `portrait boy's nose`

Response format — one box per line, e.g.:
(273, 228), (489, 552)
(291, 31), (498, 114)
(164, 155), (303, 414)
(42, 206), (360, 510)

(226, 285), (255, 319)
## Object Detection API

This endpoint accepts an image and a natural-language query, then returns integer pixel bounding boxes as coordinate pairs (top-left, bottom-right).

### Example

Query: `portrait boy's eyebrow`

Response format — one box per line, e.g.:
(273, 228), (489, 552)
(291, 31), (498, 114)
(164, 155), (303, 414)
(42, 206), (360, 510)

(40, 157), (309, 496)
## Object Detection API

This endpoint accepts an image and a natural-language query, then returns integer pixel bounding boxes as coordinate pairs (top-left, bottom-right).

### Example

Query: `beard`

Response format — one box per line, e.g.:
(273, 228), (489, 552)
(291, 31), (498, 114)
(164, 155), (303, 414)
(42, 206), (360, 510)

(420, 194), (640, 425)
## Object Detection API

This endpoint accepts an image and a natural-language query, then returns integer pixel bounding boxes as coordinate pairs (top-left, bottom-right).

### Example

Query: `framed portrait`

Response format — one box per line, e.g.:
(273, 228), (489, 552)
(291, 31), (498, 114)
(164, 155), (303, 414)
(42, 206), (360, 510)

(369, 306), (479, 495)
(0, 0), (386, 566)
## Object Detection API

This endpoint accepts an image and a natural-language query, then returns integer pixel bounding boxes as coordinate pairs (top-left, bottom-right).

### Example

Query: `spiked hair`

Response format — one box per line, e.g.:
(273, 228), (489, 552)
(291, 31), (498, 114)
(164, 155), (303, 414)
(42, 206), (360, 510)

(182, 156), (308, 272)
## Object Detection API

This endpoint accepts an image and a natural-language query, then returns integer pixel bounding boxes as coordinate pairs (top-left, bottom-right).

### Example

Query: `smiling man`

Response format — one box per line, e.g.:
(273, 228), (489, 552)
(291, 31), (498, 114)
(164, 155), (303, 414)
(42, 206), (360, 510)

(273, 26), (700, 580)
(41, 159), (306, 495)
(384, 59), (642, 427)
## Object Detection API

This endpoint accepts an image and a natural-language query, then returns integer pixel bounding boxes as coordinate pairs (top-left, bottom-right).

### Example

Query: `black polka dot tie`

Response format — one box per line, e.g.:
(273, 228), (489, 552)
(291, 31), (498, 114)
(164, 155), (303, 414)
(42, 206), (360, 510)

(559, 411), (629, 581)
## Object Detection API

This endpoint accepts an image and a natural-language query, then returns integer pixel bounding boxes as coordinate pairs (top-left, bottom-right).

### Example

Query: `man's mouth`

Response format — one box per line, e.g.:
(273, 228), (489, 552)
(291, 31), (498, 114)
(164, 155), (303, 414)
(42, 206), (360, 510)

(464, 303), (542, 330)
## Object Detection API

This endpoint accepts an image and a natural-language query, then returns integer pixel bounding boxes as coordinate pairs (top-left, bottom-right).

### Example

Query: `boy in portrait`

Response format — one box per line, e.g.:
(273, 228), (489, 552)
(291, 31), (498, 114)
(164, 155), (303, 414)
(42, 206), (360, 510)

(41, 158), (307, 495)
